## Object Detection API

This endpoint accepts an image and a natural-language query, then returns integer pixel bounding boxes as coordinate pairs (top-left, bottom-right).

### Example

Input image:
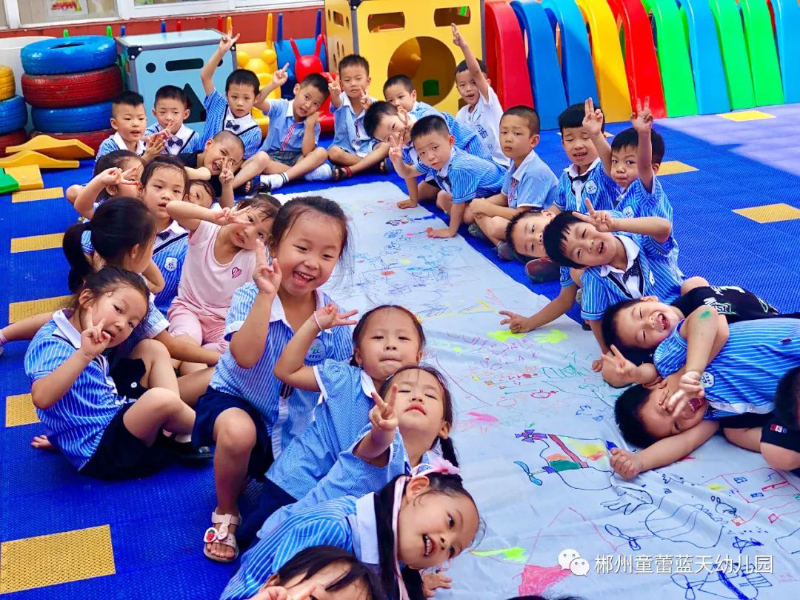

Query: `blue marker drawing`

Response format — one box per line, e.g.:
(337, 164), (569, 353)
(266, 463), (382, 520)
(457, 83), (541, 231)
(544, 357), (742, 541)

(514, 460), (543, 486)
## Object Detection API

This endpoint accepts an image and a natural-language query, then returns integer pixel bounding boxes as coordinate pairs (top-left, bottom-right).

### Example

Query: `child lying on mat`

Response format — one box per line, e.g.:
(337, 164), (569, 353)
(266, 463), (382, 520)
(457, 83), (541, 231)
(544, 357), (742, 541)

(611, 316), (800, 477)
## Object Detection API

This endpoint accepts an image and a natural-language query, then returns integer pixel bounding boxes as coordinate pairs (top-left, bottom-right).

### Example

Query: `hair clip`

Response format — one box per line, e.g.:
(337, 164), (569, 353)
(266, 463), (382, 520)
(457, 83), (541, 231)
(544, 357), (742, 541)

(414, 456), (460, 477)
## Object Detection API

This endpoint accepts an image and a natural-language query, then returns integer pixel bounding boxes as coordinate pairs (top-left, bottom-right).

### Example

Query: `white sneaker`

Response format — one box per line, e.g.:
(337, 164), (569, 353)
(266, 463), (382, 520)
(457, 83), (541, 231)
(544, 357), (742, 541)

(305, 163), (333, 181)
(260, 173), (287, 191)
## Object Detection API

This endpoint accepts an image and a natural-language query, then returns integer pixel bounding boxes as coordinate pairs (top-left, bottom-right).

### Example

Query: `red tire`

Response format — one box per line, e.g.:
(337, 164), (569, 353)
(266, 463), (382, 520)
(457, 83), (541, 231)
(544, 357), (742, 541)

(32, 128), (114, 153)
(22, 66), (122, 109)
(0, 129), (28, 155)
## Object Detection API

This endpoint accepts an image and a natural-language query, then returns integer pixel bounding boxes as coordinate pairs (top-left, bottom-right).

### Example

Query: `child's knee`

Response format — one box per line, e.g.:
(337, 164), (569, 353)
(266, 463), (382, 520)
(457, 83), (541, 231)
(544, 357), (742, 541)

(761, 443), (800, 471)
(139, 387), (183, 417)
(216, 412), (257, 454)
(310, 146), (328, 161)
(134, 338), (171, 363)
(327, 145), (344, 162)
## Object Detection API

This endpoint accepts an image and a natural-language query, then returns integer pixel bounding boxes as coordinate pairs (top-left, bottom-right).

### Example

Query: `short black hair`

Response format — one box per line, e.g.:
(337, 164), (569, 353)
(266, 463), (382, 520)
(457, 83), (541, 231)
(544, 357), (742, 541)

(93, 149), (141, 176)
(225, 68), (260, 95)
(383, 74), (414, 94)
(542, 211), (585, 269)
(615, 384), (658, 447)
(505, 207), (545, 259)
(775, 366), (800, 431)
(502, 105), (540, 136)
(154, 85), (188, 107)
(455, 58), (487, 75)
(410, 114), (450, 142)
(112, 91), (144, 115)
(610, 127), (666, 164)
(558, 102), (603, 135)
(274, 546), (382, 598)
(338, 53), (370, 75)
(601, 299), (654, 366)
(298, 73), (330, 100)
(211, 130), (245, 156)
(363, 101), (398, 138)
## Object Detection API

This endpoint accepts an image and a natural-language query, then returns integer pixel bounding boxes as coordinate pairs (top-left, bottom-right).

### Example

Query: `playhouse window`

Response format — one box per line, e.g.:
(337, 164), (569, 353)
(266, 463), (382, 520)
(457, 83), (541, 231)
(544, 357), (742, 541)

(368, 12), (405, 33)
(433, 7), (471, 27)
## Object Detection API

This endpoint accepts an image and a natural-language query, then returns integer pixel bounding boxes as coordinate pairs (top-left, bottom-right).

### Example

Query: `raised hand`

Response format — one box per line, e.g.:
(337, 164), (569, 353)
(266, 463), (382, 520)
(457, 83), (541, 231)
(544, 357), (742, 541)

(610, 447), (643, 479)
(499, 310), (534, 334)
(250, 582), (316, 600)
(219, 157), (235, 185)
(360, 87), (373, 109)
(79, 305), (111, 359)
(144, 132), (166, 156)
(387, 135), (404, 163)
(451, 23), (466, 48)
(369, 385), (399, 434)
(574, 197), (616, 232)
(214, 207), (250, 226)
(583, 97), (604, 138)
(312, 303), (359, 330)
(252, 239), (281, 295)
(601, 345), (639, 382)
(326, 72), (341, 98)
(304, 109), (321, 128)
(632, 97), (653, 133)
(272, 63), (290, 88)
(422, 570), (453, 597)
(218, 33), (240, 54)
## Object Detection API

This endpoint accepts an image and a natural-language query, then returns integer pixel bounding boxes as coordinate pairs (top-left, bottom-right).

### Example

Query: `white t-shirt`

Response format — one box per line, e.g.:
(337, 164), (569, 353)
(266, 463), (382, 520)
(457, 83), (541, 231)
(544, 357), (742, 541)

(456, 85), (509, 167)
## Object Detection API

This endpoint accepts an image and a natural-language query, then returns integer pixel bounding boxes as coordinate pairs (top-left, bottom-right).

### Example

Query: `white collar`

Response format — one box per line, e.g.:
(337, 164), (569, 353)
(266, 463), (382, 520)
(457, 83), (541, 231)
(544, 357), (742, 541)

(564, 156), (601, 178)
(600, 235), (640, 277)
(53, 309), (81, 349)
(282, 99), (297, 123)
(224, 106), (257, 131)
(512, 149), (539, 177)
(340, 93), (374, 115)
(159, 219), (187, 237)
(354, 493), (380, 565)
(112, 132), (145, 155)
(360, 371), (377, 397)
(269, 289), (333, 335)
(436, 147), (457, 178)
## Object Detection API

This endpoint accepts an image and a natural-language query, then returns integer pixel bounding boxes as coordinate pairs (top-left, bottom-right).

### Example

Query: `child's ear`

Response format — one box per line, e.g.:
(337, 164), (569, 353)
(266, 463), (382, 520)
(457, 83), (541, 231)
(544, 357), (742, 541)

(105, 184), (118, 196)
(151, 108), (158, 118)
(410, 89), (417, 101)
(530, 134), (540, 148)
(405, 475), (430, 500)
(652, 162), (661, 174)
(204, 139), (214, 151)
(642, 296), (658, 302)
(448, 134), (455, 146)
(415, 349), (423, 363)
(110, 118), (119, 132)
(183, 108), (191, 121)
(353, 347), (363, 366)
(77, 288), (95, 312)
(293, 83), (301, 96)
(439, 421), (451, 439)
(485, 77), (491, 87)
(136, 181), (144, 197)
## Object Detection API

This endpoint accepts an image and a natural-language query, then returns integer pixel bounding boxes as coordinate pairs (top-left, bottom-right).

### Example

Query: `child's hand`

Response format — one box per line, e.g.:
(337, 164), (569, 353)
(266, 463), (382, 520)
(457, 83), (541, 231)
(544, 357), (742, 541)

(144, 132), (166, 156)
(451, 23), (466, 49)
(251, 582), (316, 600)
(610, 447), (644, 479)
(582, 97), (604, 138)
(601, 345), (640, 382)
(574, 197), (615, 232)
(326, 73), (341, 98)
(591, 357), (604, 372)
(678, 370), (704, 398)
(427, 227), (455, 239)
(272, 63), (289, 88)
(304, 110), (321, 128)
(499, 310), (534, 334)
(422, 570), (453, 597)
(387, 135), (404, 163)
(219, 157), (235, 185)
(218, 33), (239, 54)
(311, 303), (359, 331)
(98, 167), (136, 187)
(360, 88), (373, 109)
(215, 207), (250, 226)
(369, 384), (399, 434)
(397, 198), (418, 209)
(79, 305), (112, 360)
(632, 97), (653, 133)
(252, 240), (281, 296)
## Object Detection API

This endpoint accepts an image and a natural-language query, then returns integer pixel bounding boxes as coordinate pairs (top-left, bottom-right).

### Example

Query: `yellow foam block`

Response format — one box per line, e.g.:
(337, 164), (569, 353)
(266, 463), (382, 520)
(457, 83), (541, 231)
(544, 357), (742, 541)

(4, 165), (43, 191)
(5, 393), (39, 427)
(8, 295), (71, 323)
(733, 203), (800, 223)
(0, 525), (115, 593)
(7, 135), (94, 159)
(0, 150), (79, 170)
(717, 110), (776, 122)
(658, 161), (698, 175)
(12, 186), (64, 203)
(11, 232), (64, 253)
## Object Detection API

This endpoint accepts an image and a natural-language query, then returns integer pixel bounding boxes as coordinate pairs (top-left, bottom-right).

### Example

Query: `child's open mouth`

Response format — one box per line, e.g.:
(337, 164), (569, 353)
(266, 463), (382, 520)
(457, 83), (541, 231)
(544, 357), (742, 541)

(292, 270), (314, 286)
(597, 241), (605, 255)
(422, 534), (433, 557)
(657, 312), (669, 331)
(688, 397), (705, 413)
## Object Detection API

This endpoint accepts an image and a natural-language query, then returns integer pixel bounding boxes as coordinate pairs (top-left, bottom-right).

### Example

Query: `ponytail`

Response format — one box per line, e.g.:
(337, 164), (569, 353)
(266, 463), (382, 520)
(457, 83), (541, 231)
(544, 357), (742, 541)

(62, 222), (94, 292)
(438, 436), (459, 467)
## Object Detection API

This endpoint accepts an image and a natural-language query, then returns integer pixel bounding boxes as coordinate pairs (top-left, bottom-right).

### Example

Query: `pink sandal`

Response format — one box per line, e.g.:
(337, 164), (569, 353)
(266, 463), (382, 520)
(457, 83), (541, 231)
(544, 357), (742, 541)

(203, 511), (241, 563)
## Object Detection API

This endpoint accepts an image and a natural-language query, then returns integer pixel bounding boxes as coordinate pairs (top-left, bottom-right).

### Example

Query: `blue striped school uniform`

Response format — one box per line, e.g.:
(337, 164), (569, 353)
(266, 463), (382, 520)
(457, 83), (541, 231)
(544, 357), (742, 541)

(580, 226), (684, 322)
(24, 310), (127, 470)
(199, 89), (262, 159)
(210, 283), (353, 457)
(222, 494), (381, 600)
(261, 424), (427, 540)
(144, 123), (200, 155)
(331, 94), (378, 157)
(654, 319), (800, 417)
(409, 101), (437, 119)
(402, 110), (493, 173)
(418, 147), (505, 203)
(267, 359), (374, 500)
(503, 149), (558, 209)
(96, 132), (145, 160)
(152, 221), (188, 315)
(554, 158), (619, 212)
(260, 98), (321, 154)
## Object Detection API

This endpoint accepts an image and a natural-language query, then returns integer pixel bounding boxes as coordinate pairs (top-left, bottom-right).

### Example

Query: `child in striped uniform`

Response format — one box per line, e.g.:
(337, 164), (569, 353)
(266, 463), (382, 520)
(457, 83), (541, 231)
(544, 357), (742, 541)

(221, 469), (480, 600)
(382, 75), (436, 120)
(69, 150), (144, 218)
(24, 267), (196, 479)
(238, 305), (426, 544)
(245, 546), (381, 600)
(96, 92), (167, 162)
(193, 197), (354, 563)
(145, 85), (200, 156)
(612, 318), (800, 477)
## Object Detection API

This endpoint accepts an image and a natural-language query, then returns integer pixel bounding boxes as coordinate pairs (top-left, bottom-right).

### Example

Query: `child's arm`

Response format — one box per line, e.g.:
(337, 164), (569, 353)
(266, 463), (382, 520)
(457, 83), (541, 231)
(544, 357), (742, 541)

(201, 33), (238, 96)
(253, 64), (288, 113)
(387, 138), (420, 179)
(31, 308), (111, 410)
(583, 98), (612, 175)
(142, 260), (165, 294)
(218, 158), (235, 209)
(451, 24), (491, 102)
(399, 176), (420, 209)
(499, 284), (578, 333)
(74, 168), (138, 219)
(632, 97), (654, 192)
(272, 303), (358, 390)
(601, 345), (659, 387)
(578, 201), (672, 244)
(142, 131), (167, 163)
(165, 201), (245, 232)
(301, 111), (320, 157)
(470, 195), (520, 220)
(154, 330), (220, 365)
(427, 202), (466, 238)
(0, 311), (54, 344)
(610, 420), (720, 478)
(354, 385), (399, 468)
(230, 242), (282, 368)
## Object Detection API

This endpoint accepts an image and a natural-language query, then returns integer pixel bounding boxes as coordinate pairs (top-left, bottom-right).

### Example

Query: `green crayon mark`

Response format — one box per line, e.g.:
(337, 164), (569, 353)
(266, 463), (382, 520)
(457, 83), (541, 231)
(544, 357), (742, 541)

(472, 547), (527, 562)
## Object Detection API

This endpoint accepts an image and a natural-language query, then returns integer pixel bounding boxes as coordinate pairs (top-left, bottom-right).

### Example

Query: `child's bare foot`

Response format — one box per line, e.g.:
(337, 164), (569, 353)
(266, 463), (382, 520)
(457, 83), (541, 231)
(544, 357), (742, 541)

(32, 434), (55, 451)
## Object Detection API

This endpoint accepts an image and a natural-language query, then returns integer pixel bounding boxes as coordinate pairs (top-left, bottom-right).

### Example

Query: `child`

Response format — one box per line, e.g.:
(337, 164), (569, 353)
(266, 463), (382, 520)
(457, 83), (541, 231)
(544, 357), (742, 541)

(327, 54), (389, 181)
(146, 84), (201, 155)
(71, 150), (144, 218)
(452, 23), (509, 167)
(397, 115), (504, 238)
(254, 365), (455, 543)
(243, 546), (381, 600)
(97, 92), (166, 161)
(775, 367), (800, 434)
(542, 205), (685, 368)
(233, 69), (332, 192)
(193, 197), (353, 562)
(200, 34), (263, 159)
(178, 130), (245, 202)
(364, 99), (491, 209)
(188, 180), (217, 209)
(221, 469), (480, 600)
(165, 194), (279, 354)
(468, 106), (558, 257)
(23, 267), (196, 479)
(382, 74), (435, 119)
(611, 318), (800, 476)
(240, 304), (428, 542)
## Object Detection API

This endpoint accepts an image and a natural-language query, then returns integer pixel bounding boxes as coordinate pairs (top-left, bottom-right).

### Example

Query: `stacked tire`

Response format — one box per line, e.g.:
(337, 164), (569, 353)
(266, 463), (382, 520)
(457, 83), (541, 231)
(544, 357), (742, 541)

(21, 36), (121, 152)
(0, 64), (29, 154)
